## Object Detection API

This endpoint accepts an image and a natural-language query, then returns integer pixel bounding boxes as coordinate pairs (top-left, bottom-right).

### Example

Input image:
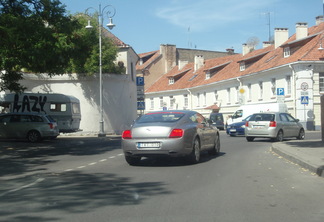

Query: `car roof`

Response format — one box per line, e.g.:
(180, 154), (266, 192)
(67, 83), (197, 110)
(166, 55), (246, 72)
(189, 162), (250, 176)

(0, 112), (48, 116)
(145, 110), (197, 115)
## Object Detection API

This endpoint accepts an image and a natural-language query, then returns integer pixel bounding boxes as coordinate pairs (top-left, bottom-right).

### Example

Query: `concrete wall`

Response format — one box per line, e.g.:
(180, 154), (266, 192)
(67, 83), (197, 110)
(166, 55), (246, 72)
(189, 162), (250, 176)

(20, 73), (137, 135)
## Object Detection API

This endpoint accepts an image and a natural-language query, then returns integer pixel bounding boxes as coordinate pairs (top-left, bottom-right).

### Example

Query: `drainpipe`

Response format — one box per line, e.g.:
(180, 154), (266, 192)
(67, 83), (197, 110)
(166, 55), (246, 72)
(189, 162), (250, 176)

(289, 64), (296, 117)
(186, 88), (193, 110)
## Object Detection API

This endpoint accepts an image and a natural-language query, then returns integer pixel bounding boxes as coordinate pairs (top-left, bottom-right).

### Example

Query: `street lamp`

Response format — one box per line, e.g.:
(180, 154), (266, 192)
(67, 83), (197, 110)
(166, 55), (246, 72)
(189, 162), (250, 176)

(85, 4), (116, 137)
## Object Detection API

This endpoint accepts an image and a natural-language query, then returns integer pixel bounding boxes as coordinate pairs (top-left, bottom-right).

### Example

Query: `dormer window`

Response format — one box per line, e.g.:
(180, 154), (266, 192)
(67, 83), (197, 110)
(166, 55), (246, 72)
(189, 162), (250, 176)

(240, 62), (246, 71)
(169, 77), (174, 85)
(284, 47), (290, 57)
(206, 72), (210, 79)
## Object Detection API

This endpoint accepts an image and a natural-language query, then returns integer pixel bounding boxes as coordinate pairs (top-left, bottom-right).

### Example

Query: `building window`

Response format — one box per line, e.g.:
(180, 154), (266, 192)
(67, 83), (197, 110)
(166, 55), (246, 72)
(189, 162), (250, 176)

(169, 77), (174, 84)
(320, 72), (324, 92)
(206, 72), (210, 80)
(170, 96), (174, 109)
(286, 75), (291, 95)
(150, 98), (154, 110)
(214, 90), (218, 102)
(271, 78), (276, 96)
(159, 97), (163, 108)
(248, 83), (252, 101)
(227, 88), (231, 104)
(259, 81), (263, 100)
(197, 93), (200, 107)
(184, 94), (188, 108)
(203, 92), (206, 106)
(284, 47), (290, 58)
(240, 62), (245, 71)
(235, 86), (239, 103)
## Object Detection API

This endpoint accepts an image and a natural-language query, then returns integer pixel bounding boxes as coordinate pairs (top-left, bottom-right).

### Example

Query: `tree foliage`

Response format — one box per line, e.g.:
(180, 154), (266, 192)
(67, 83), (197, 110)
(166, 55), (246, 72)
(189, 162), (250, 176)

(0, 0), (123, 92)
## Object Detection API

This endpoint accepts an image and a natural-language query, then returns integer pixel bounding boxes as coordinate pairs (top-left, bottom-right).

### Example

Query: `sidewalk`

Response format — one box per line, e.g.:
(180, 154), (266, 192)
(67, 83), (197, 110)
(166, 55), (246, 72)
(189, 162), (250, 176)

(271, 139), (324, 177)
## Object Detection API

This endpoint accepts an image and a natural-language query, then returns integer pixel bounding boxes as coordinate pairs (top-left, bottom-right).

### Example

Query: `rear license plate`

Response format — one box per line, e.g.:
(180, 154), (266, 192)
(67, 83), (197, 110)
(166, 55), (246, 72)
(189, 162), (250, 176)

(137, 142), (161, 148)
(230, 129), (237, 132)
(253, 125), (264, 129)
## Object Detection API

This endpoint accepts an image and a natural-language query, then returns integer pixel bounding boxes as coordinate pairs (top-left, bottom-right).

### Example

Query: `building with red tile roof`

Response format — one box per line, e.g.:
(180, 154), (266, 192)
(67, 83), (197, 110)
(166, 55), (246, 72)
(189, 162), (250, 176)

(144, 16), (324, 131)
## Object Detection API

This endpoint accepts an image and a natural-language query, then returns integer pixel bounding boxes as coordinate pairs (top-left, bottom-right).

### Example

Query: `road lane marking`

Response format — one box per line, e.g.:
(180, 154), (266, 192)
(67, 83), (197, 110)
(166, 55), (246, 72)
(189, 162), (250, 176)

(0, 178), (45, 197)
(99, 159), (107, 162)
(88, 162), (97, 166)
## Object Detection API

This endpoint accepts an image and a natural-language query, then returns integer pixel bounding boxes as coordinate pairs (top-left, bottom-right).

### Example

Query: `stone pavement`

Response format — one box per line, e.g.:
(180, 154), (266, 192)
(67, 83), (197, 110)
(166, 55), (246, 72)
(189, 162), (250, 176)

(271, 139), (324, 177)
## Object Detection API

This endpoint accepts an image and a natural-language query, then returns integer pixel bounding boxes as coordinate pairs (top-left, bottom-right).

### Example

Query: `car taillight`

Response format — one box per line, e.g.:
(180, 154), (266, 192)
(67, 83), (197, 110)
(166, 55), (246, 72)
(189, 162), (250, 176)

(122, 130), (132, 139)
(269, 121), (276, 127)
(48, 123), (54, 129)
(169, 129), (184, 138)
(245, 121), (249, 127)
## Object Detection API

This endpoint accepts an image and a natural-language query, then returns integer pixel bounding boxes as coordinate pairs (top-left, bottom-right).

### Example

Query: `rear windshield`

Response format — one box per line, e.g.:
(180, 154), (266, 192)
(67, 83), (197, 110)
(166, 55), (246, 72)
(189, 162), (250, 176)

(137, 112), (185, 123)
(250, 114), (275, 121)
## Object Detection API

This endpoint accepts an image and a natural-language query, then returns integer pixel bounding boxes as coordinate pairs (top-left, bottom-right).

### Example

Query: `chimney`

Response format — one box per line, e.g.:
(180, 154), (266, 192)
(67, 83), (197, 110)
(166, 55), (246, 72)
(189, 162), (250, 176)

(226, 48), (235, 54)
(296, 22), (308, 40)
(274, 28), (289, 48)
(160, 44), (176, 73)
(194, 55), (204, 72)
(262, 41), (272, 48)
(242, 43), (254, 56)
(316, 16), (324, 25)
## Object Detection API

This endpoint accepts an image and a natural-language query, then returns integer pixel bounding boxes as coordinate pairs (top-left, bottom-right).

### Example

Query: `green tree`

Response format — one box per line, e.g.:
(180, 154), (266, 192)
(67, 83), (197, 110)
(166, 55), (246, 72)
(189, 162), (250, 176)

(0, 0), (123, 92)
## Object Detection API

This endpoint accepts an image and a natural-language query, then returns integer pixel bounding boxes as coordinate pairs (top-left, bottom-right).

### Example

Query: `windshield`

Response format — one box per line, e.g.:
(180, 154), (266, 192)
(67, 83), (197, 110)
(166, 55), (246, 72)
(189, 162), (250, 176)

(137, 112), (185, 123)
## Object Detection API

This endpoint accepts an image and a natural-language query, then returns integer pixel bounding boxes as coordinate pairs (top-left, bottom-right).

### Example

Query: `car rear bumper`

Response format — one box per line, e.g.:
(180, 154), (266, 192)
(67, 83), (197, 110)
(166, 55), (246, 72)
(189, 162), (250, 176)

(122, 138), (192, 158)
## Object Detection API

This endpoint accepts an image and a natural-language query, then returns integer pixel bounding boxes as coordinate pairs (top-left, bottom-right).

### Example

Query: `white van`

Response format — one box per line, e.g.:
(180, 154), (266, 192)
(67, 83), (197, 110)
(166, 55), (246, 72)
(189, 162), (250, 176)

(226, 103), (287, 126)
(0, 93), (81, 133)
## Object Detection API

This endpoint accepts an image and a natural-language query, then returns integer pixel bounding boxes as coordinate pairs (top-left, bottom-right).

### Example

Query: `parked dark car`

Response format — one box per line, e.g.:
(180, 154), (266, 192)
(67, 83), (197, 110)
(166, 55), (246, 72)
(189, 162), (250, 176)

(245, 112), (305, 142)
(0, 113), (59, 142)
(122, 110), (220, 165)
(226, 115), (252, 136)
(209, 112), (225, 130)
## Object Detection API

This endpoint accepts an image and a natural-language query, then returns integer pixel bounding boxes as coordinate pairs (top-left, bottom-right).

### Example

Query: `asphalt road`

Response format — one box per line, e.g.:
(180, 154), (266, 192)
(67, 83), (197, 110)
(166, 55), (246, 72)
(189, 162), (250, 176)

(0, 131), (324, 222)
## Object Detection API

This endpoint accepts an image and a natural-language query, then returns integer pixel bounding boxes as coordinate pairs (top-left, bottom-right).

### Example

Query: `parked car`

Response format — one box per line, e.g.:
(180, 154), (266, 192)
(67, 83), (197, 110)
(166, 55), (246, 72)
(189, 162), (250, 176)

(209, 112), (224, 130)
(226, 115), (252, 136)
(245, 112), (305, 142)
(0, 113), (59, 142)
(122, 110), (220, 165)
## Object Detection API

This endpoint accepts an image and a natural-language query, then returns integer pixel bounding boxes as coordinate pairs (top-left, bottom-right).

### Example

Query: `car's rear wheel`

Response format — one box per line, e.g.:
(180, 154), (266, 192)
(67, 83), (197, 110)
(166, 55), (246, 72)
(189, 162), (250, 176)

(187, 138), (200, 164)
(246, 136), (254, 142)
(125, 155), (141, 166)
(27, 130), (41, 142)
(275, 130), (284, 142)
(208, 135), (220, 156)
(297, 129), (305, 140)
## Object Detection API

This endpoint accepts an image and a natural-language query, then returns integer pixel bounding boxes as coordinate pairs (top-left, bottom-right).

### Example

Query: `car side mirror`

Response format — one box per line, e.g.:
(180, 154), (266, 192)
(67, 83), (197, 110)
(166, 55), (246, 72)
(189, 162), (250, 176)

(296, 119), (300, 122)
(208, 119), (213, 124)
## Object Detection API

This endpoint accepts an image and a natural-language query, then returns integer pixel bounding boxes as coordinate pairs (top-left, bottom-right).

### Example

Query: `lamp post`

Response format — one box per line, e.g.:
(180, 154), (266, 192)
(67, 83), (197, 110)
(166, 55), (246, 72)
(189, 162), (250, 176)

(85, 4), (116, 137)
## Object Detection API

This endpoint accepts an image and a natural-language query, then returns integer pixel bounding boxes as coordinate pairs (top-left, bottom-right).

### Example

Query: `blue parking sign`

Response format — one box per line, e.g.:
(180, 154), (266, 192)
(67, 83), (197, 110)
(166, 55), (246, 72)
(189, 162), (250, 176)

(136, 77), (144, 86)
(277, 88), (284, 96)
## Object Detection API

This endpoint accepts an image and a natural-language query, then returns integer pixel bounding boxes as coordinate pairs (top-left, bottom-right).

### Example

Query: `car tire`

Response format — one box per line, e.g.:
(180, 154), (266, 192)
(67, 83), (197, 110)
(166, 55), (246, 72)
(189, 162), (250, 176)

(208, 134), (220, 156)
(187, 138), (200, 164)
(275, 130), (284, 142)
(27, 130), (41, 142)
(297, 129), (305, 140)
(125, 155), (141, 166)
(246, 137), (254, 142)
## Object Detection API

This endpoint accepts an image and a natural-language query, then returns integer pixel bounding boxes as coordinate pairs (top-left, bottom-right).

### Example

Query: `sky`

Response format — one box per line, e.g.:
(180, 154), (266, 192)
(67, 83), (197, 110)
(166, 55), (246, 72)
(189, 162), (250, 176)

(59, 0), (324, 54)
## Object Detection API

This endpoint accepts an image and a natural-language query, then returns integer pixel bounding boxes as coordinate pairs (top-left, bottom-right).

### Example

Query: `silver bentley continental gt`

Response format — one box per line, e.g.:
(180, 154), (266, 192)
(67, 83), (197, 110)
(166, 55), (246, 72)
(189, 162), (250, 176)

(122, 110), (220, 165)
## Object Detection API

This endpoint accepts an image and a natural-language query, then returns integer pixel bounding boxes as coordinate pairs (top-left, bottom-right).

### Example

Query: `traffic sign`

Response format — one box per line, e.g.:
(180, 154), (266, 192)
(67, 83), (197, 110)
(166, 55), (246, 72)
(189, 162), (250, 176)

(301, 96), (309, 105)
(136, 77), (144, 86)
(137, 101), (145, 110)
(277, 88), (285, 96)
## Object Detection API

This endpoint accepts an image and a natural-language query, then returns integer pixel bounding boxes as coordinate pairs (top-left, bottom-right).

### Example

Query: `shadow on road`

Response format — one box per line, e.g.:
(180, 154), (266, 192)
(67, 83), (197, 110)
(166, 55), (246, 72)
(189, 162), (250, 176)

(0, 137), (121, 177)
(0, 171), (171, 222)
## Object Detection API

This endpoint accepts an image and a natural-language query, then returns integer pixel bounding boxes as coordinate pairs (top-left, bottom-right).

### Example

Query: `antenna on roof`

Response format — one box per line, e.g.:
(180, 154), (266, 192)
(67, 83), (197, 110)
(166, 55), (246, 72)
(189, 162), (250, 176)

(261, 12), (273, 42)
(188, 26), (192, 48)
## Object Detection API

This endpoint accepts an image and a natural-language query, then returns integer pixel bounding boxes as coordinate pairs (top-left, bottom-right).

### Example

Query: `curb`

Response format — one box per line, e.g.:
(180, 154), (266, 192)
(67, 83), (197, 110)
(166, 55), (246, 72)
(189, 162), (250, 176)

(271, 144), (324, 177)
